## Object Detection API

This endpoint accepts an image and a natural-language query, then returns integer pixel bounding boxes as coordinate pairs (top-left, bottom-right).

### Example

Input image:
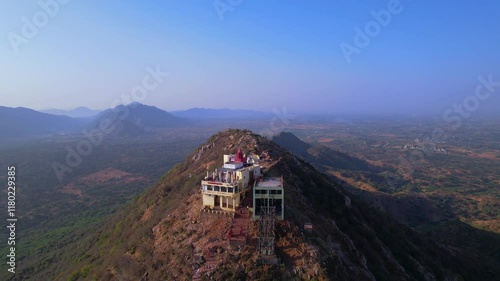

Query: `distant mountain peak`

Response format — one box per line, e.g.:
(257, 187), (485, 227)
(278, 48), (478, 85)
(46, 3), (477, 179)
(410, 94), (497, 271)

(126, 102), (147, 107)
(171, 107), (270, 119)
(74, 106), (91, 110)
(40, 107), (101, 118)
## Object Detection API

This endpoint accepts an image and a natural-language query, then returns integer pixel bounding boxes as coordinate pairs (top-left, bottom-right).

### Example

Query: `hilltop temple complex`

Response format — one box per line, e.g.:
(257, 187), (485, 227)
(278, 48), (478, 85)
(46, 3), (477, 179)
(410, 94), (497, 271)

(198, 148), (284, 267)
(201, 148), (284, 220)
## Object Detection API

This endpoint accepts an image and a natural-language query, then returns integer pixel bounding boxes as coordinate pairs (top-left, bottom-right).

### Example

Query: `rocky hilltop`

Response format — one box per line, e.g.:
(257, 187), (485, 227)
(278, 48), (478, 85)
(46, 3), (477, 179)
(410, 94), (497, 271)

(46, 129), (496, 281)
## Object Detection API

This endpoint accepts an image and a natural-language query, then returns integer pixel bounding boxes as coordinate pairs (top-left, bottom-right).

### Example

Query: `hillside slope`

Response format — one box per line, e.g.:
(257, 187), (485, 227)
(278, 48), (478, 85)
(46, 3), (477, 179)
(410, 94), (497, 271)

(23, 129), (498, 280)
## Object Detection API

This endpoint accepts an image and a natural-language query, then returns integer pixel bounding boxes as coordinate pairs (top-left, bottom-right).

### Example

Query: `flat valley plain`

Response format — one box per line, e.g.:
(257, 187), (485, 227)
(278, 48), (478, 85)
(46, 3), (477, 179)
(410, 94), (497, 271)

(289, 116), (500, 233)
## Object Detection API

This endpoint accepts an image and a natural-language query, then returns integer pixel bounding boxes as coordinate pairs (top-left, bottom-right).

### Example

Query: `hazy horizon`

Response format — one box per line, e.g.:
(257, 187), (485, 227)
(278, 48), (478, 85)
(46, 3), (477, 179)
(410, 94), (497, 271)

(1, 1), (500, 116)
(2, 103), (496, 120)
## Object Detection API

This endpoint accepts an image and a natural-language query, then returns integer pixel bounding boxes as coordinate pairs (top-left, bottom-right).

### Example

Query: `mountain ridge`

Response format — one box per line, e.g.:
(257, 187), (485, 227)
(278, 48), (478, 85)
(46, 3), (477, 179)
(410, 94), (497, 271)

(0, 103), (185, 138)
(88, 103), (187, 137)
(40, 107), (102, 118)
(0, 106), (83, 137)
(171, 108), (270, 120)
(15, 129), (499, 280)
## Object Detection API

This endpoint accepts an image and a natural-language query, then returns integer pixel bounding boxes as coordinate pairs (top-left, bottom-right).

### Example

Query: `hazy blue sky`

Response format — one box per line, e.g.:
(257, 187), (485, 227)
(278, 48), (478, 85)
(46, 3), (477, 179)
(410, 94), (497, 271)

(1, 1), (499, 115)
